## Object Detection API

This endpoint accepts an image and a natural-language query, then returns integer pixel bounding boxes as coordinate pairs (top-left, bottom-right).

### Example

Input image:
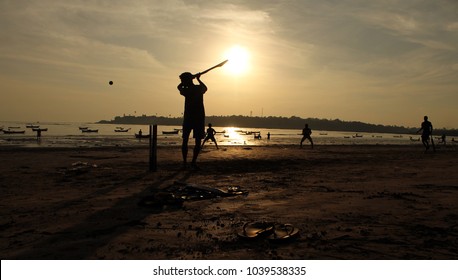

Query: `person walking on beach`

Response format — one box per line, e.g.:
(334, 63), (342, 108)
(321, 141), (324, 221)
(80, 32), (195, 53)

(178, 72), (208, 169)
(300, 123), (314, 148)
(201, 123), (218, 149)
(416, 115), (433, 152)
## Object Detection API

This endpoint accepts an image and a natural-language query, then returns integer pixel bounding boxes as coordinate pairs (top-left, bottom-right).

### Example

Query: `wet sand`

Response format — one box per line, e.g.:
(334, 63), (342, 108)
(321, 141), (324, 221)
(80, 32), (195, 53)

(0, 144), (457, 259)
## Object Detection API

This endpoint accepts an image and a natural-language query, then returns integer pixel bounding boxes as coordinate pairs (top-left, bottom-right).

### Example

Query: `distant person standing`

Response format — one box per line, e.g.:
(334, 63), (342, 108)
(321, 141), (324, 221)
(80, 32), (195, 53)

(439, 134), (446, 146)
(416, 115), (433, 152)
(36, 129), (42, 143)
(201, 123), (218, 149)
(300, 123), (314, 148)
(178, 72), (208, 169)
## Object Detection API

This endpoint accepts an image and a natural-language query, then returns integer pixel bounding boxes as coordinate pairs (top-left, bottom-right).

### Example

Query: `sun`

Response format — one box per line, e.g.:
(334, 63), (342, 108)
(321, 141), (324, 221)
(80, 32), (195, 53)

(224, 45), (250, 75)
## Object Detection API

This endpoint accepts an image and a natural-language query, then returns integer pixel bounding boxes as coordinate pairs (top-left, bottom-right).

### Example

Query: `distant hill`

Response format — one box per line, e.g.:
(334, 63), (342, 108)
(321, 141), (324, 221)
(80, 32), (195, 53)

(98, 115), (458, 136)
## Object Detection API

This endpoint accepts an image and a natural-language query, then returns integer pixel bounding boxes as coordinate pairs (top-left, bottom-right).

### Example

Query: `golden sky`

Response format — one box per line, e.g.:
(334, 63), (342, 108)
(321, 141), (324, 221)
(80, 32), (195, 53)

(1, 0), (457, 128)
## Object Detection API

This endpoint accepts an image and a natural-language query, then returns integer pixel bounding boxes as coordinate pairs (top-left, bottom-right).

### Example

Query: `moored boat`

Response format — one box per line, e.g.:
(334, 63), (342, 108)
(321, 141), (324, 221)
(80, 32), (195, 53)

(115, 128), (130, 132)
(81, 129), (98, 133)
(32, 128), (48, 132)
(242, 131), (260, 135)
(162, 130), (179, 135)
(135, 133), (150, 139)
(3, 129), (25, 134)
(26, 124), (40, 128)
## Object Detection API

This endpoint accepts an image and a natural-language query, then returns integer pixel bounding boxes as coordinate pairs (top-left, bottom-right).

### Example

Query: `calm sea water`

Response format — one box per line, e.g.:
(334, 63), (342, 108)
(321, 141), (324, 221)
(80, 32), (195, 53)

(0, 121), (425, 148)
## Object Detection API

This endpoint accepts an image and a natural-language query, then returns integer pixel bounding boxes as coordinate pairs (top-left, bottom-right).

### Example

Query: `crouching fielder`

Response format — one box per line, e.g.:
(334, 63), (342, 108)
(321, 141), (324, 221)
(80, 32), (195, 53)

(300, 123), (314, 149)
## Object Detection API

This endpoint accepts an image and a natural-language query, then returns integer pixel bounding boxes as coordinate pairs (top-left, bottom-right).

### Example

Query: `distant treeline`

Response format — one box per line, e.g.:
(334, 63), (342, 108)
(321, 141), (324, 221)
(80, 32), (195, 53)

(98, 115), (458, 136)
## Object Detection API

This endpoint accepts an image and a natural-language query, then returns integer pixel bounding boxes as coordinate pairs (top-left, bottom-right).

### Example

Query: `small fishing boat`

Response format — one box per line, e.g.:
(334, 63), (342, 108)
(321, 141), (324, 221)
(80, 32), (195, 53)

(32, 128), (48, 132)
(3, 129), (25, 134)
(243, 131), (260, 135)
(26, 124), (40, 129)
(114, 127), (130, 132)
(78, 126), (89, 130)
(162, 130), (179, 135)
(135, 133), (150, 139)
(81, 129), (98, 133)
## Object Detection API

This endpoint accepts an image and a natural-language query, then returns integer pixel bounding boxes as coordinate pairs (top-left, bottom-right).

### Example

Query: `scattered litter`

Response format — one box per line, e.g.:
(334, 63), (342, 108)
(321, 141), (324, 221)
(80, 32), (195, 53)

(71, 161), (98, 168)
(170, 182), (248, 200)
(138, 182), (248, 210)
(57, 161), (99, 175)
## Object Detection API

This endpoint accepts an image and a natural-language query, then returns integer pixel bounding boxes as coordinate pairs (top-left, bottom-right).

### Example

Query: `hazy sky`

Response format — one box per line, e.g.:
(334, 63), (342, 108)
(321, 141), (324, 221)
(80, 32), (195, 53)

(1, 0), (457, 128)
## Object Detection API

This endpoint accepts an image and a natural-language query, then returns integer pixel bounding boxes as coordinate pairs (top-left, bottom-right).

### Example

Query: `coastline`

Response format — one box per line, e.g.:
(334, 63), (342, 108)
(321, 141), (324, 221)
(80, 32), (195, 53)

(1, 145), (457, 259)
(2, 121), (453, 147)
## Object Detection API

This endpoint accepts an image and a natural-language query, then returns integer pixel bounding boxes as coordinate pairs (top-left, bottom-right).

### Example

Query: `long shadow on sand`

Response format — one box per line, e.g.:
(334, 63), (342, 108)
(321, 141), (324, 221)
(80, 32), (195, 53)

(10, 169), (192, 259)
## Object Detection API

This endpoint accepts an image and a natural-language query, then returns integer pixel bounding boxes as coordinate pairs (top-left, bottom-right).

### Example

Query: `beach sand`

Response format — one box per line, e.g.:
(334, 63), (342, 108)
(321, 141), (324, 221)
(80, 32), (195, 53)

(1, 144), (457, 259)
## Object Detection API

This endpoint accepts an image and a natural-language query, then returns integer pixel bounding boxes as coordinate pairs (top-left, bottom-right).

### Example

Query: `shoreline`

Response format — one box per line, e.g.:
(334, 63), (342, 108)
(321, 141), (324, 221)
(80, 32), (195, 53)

(2, 122), (449, 147)
(1, 145), (457, 259)
(0, 138), (442, 150)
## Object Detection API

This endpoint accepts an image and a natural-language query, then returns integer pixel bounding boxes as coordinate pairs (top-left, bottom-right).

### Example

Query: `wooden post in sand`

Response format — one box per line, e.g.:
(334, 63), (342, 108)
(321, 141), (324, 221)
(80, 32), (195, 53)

(149, 124), (157, 171)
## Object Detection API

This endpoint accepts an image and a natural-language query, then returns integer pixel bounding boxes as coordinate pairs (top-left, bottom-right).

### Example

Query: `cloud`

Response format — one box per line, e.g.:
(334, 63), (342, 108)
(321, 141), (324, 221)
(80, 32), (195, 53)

(1, 0), (457, 127)
(446, 22), (458, 31)
(0, 1), (167, 69)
